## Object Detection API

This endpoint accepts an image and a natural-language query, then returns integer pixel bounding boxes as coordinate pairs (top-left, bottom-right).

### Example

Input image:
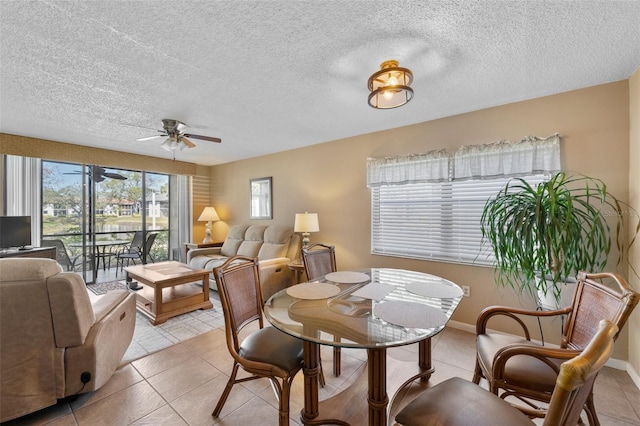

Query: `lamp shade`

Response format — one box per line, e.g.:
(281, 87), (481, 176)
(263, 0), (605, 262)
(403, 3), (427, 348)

(198, 206), (220, 222)
(294, 212), (319, 233)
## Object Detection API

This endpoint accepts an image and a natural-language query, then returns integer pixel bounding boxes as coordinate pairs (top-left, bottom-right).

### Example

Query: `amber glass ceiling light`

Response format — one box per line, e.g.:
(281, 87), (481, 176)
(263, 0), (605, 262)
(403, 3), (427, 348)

(367, 60), (414, 109)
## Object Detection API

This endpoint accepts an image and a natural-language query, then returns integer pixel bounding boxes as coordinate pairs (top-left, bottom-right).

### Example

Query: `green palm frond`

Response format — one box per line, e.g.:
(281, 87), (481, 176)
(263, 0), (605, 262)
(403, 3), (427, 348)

(480, 172), (639, 306)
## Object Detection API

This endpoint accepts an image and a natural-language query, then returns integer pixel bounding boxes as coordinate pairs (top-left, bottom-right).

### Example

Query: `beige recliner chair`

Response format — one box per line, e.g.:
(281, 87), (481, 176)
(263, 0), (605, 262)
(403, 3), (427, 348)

(0, 258), (136, 422)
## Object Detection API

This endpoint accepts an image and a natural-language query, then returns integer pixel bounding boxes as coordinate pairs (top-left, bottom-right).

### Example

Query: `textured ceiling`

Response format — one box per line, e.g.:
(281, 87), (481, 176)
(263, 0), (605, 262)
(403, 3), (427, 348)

(1, 1), (639, 166)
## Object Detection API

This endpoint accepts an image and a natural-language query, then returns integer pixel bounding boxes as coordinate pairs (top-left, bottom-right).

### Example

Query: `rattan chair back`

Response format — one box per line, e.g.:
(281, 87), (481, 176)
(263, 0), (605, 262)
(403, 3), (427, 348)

(563, 271), (639, 350)
(301, 243), (336, 281)
(213, 256), (264, 352)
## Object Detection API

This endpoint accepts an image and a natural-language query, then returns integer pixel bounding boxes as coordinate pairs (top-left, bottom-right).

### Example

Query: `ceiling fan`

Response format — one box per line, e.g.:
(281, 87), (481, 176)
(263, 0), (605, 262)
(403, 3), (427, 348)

(136, 119), (222, 151)
(65, 166), (127, 183)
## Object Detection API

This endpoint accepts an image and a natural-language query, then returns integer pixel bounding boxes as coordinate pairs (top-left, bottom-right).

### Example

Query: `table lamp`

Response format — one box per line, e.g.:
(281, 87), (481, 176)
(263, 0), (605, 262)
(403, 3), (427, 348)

(294, 212), (319, 247)
(198, 206), (220, 244)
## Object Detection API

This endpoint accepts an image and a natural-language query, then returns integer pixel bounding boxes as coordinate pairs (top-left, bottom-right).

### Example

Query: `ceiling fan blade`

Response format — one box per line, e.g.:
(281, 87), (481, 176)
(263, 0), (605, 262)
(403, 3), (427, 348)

(136, 134), (166, 141)
(103, 172), (127, 180)
(181, 137), (196, 148)
(184, 133), (222, 143)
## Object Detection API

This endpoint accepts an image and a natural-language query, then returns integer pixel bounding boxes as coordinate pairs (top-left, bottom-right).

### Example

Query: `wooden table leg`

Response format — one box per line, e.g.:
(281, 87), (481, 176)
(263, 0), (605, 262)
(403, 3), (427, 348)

(367, 348), (388, 426)
(418, 337), (434, 381)
(201, 272), (210, 302)
(301, 341), (320, 424)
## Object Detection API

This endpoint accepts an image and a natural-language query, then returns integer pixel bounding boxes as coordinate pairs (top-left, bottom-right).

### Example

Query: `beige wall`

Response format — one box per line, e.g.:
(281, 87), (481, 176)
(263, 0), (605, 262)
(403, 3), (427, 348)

(629, 68), (640, 377)
(0, 133), (198, 176)
(210, 81), (634, 361)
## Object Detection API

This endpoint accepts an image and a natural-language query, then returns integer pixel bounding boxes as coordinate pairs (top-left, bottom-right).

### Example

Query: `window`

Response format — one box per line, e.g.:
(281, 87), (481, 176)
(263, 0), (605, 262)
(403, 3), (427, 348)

(368, 135), (560, 265)
(371, 175), (548, 265)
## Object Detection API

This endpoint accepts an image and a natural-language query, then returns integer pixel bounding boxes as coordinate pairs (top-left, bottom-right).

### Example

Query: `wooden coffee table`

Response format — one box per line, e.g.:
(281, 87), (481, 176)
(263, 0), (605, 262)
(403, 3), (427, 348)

(125, 261), (213, 325)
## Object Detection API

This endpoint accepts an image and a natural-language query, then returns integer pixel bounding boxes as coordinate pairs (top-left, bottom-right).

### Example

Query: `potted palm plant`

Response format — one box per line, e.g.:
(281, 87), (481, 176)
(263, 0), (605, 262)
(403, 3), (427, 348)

(480, 172), (638, 309)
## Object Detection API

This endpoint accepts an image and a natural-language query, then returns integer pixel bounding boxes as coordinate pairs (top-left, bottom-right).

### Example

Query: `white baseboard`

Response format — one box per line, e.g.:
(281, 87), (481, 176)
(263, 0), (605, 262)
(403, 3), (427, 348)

(628, 363), (640, 390)
(445, 320), (632, 376)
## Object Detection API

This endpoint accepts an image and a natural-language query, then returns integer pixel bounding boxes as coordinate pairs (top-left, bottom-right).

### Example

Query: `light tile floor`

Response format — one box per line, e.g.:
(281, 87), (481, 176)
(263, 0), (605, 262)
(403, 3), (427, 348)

(4, 325), (640, 425)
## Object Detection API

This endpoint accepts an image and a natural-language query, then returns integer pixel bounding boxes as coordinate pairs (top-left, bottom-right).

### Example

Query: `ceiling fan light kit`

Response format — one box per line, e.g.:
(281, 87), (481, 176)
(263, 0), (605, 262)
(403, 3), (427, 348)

(136, 118), (222, 152)
(367, 60), (414, 109)
(160, 136), (189, 151)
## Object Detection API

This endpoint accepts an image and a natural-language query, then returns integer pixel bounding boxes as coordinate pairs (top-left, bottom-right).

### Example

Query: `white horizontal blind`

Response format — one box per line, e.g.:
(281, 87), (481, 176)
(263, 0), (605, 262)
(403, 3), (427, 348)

(371, 174), (548, 264)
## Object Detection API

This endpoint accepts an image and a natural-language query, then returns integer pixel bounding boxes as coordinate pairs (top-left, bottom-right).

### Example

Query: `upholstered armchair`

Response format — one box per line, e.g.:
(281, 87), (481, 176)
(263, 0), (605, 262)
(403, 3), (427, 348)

(472, 271), (639, 425)
(0, 258), (136, 422)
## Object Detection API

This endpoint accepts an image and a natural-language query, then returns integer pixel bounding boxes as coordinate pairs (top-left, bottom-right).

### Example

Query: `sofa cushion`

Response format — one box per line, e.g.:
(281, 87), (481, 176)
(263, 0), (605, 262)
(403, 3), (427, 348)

(220, 224), (250, 257)
(190, 253), (226, 270)
(237, 225), (266, 257)
(258, 226), (293, 260)
(203, 257), (230, 273)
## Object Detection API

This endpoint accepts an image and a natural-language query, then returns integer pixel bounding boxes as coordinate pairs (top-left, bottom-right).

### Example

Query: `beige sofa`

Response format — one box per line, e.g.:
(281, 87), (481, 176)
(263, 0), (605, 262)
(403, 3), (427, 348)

(187, 224), (300, 301)
(0, 258), (136, 422)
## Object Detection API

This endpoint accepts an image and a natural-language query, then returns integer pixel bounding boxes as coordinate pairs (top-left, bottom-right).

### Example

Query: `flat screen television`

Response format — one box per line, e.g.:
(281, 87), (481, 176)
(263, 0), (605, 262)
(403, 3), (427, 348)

(0, 216), (32, 249)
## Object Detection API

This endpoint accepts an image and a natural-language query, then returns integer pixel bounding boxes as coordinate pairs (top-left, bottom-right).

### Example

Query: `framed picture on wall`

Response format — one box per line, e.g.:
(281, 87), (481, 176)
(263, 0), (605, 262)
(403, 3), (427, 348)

(250, 177), (272, 219)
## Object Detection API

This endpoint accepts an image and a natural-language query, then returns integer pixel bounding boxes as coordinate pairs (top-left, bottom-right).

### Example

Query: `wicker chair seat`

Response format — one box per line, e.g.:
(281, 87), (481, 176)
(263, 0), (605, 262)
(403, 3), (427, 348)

(396, 377), (534, 426)
(239, 326), (303, 373)
(477, 334), (560, 393)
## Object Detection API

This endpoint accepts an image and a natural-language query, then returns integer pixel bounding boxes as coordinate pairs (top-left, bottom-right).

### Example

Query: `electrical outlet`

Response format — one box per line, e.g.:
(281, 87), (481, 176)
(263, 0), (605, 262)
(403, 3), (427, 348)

(462, 285), (470, 297)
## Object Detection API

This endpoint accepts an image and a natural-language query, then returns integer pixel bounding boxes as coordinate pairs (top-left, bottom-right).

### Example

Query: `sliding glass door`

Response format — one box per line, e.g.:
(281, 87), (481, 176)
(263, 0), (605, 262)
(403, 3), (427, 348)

(41, 161), (172, 283)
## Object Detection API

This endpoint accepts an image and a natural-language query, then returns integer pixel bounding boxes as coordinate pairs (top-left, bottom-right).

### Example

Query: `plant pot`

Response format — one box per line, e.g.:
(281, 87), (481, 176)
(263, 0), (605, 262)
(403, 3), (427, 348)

(536, 276), (577, 310)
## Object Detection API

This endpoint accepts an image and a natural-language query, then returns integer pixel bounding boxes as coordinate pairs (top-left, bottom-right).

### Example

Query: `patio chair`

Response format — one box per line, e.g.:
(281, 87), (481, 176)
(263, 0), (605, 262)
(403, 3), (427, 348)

(472, 271), (639, 425)
(115, 231), (146, 274)
(395, 319), (618, 426)
(143, 232), (158, 263)
(40, 239), (84, 271)
(211, 255), (303, 425)
(301, 243), (341, 378)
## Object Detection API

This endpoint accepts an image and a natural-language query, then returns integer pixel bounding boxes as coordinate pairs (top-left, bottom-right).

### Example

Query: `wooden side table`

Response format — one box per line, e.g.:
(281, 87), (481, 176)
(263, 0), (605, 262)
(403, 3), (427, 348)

(182, 241), (224, 262)
(288, 261), (306, 286)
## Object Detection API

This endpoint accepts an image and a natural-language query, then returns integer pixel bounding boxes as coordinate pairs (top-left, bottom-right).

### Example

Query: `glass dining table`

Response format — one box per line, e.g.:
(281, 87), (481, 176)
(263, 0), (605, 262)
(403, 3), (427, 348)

(264, 268), (463, 426)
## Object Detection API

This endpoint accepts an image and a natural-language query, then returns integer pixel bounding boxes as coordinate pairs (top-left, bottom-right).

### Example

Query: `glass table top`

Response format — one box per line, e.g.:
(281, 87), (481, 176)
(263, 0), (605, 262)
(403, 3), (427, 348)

(264, 268), (463, 349)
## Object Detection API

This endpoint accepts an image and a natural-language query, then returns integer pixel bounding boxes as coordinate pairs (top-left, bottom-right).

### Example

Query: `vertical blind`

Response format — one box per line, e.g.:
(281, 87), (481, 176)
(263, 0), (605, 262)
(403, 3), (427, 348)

(368, 135), (560, 265)
(4, 155), (42, 244)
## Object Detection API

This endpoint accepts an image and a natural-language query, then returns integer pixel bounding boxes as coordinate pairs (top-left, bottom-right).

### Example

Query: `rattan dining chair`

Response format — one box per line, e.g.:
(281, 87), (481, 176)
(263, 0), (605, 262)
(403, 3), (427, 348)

(301, 243), (342, 378)
(395, 319), (618, 426)
(472, 271), (639, 425)
(301, 243), (337, 282)
(211, 255), (303, 426)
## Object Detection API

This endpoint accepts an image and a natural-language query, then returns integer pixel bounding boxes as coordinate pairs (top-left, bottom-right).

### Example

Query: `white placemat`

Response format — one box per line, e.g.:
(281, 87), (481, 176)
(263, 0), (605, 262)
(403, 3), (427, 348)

(405, 281), (464, 298)
(324, 271), (370, 284)
(351, 282), (394, 300)
(374, 301), (448, 329)
(286, 283), (341, 300)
